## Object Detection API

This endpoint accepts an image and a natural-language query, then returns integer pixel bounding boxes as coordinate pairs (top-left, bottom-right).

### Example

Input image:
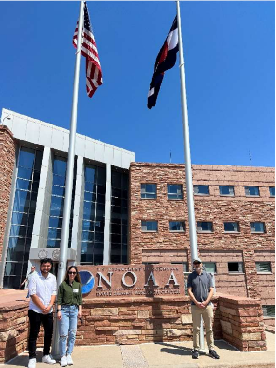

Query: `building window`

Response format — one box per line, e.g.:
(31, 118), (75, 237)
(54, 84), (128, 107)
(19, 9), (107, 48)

(194, 185), (209, 195)
(197, 222), (213, 233)
(228, 262), (244, 273)
(256, 262), (272, 273)
(47, 156), (76, 249)
(203, 262), (217, 274)
(245, 186), (260, 196)
(110, 168), (129, 265)
(4, 146), (43, 289)
(224, 222), (239, 232)
(141, 184), (156, 199)
(269, 186), (275, 197)
(262, 305), (275, 318)
(81, 164), (106, 265)
(250, 222), (265, 233)
(167, 184), (183, 200)
(219, 185), (235, 196)
(141, 221), (158, 232)
(169, 221), (185, 232)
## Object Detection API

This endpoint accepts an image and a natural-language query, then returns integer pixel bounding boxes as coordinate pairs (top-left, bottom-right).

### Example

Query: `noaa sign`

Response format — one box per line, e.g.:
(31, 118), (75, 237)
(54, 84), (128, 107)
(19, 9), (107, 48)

(78, 264), (185, 298)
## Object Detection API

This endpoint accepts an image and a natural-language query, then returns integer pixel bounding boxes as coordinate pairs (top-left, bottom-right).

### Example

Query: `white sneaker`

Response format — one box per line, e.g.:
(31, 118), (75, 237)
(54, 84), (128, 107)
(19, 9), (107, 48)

(60, 356), (67, 367)
(28, 358), (36, 368)
(66, 355), (73, 365)
(42, 355), (56, 364)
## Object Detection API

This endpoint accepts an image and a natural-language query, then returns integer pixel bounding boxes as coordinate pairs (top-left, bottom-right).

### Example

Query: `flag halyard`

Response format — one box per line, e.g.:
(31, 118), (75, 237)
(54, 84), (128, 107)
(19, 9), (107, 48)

(73, 2), (103, 98)
(148, 16), (179, 109)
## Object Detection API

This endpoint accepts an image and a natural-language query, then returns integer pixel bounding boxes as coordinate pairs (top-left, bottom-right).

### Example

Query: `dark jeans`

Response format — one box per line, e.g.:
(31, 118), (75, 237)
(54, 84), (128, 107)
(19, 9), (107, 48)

(28, 310), (53, 359)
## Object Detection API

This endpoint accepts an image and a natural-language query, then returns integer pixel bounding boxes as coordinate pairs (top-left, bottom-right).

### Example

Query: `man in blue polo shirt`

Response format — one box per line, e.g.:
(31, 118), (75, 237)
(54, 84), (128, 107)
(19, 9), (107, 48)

(187, 258), (220, 360)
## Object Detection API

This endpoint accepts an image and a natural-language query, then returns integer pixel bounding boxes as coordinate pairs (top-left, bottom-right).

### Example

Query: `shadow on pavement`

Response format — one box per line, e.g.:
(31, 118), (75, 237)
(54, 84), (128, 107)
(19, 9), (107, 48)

(6, 351), (43, 367)
(158, 341), (193, 356)
(214, 339), (238, 351)
(157, 339), (237, 356)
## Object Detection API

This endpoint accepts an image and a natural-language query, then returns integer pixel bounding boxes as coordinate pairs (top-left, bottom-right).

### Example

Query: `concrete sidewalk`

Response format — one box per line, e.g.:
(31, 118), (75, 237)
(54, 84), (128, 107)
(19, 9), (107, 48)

(5, 332), (275, 368)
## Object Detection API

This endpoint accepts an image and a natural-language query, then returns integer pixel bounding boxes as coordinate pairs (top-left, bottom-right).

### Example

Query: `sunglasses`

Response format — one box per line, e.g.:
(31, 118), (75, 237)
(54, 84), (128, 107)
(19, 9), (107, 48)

(68, 271), (76, 275)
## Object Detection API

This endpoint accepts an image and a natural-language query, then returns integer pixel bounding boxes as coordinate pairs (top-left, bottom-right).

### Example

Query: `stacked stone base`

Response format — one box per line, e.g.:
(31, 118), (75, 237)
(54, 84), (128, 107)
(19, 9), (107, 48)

(218, 294), (267, 351)
(0, 294), (268, 363)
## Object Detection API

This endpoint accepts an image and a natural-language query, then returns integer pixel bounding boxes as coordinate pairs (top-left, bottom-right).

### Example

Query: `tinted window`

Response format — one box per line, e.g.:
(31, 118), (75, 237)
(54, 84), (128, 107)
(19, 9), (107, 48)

(141, 221), (158, 231)
(228, 262), (244, 273)
(168, 184), (183, 200)
(256, 262), (271, 273)
(224, 222), (239, 232)
(197, 222), (213, 232)
(169, 221), (185, 231)
(194, 185), (209, 195)
(141, 184), (156, 199)
(250, 222), (265, 233)
(245, 186), (259, 196)
(219, 186), (234, 196)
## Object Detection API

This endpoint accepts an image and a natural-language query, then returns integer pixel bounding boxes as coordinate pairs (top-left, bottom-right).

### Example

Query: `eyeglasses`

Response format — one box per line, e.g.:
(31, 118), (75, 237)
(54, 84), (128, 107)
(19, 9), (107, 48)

(68, 272), (76, 275)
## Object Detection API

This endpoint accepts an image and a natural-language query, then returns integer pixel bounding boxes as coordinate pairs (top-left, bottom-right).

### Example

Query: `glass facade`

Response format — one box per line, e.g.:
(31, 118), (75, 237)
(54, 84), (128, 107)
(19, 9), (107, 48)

(47, 155), (76, 248)
(110, 169), (128, 264)
(80, 164), (106, 265)
(4, 146), (43, 289)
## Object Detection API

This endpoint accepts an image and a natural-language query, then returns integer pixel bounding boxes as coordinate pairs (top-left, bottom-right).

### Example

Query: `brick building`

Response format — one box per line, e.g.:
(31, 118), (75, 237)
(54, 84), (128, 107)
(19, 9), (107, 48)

(129, 163), (275, 324)
(0, 108), (275, 325)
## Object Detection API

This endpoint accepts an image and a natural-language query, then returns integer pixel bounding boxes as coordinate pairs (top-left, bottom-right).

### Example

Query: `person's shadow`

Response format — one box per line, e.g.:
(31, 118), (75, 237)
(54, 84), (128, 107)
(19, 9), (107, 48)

(158, 341), (194, 356)
(6, 350), (43, 367)
(158, 340), (238, 356)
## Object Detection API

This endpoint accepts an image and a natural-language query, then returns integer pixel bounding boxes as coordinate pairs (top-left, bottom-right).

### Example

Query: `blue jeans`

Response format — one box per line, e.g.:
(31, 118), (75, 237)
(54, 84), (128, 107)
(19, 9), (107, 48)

(59, 305), (78, 356)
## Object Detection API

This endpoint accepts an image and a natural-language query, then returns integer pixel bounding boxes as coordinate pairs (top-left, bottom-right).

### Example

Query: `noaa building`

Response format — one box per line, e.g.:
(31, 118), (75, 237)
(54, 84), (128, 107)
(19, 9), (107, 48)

(0, 108), (134, 288)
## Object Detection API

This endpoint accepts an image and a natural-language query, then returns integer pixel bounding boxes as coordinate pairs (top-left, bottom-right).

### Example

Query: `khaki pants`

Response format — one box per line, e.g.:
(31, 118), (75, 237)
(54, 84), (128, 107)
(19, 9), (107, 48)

(191, 304), (214, 351)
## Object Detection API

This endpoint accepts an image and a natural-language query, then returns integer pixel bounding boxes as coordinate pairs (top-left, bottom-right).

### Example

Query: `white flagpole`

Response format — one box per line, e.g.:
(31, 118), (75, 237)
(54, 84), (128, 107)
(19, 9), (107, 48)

(176, 0), (205, 351)
(176, 1), (198, 262)
(52, 1), (85, 357)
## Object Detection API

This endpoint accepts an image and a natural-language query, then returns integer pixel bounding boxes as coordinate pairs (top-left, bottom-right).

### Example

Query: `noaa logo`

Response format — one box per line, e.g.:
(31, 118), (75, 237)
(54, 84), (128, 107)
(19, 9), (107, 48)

(79, 270), (95, 295)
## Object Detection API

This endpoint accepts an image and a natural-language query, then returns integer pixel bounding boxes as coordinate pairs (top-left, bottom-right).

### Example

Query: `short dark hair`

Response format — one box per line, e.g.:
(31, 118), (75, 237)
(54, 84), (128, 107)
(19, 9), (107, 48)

(40, 258), (53, 266)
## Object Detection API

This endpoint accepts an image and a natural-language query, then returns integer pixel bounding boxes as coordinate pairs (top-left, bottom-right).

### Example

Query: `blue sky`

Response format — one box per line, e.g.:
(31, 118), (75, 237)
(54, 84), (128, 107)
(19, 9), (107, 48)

(0, 1), (274, 167)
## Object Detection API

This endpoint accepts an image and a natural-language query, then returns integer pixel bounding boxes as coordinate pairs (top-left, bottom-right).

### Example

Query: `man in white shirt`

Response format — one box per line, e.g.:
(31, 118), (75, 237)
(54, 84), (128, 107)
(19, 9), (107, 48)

(27, 258), (57, 368)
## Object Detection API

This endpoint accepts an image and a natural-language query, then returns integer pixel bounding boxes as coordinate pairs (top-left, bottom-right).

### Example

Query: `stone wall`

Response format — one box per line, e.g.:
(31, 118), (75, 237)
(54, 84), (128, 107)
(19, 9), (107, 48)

(77, 297), (192, 346)
(218, 294), (267, 351)
(0, 303), (28, 363)
(0, 126), (16, 262)
(129, 163), (275, 313)
(0, 293), (267, 363)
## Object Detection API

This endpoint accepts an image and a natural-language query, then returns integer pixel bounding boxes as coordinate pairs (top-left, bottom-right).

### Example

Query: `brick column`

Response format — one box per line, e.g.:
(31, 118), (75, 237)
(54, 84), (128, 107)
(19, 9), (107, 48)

(243, 249), (261, 299)
(0, 126), (16, 262)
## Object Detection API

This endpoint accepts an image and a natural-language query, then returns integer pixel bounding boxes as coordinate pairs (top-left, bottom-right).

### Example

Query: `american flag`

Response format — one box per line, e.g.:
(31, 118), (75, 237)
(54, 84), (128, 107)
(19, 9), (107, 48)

(73, 2), (103, 98)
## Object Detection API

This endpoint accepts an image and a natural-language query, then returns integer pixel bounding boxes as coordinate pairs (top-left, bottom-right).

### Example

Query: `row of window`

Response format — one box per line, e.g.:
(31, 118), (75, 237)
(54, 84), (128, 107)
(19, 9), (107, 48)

(144, 262), (272, 274)
(141, 184), (275, 199)
(202, 261), (273, 274)
(141, 220), (267, 233)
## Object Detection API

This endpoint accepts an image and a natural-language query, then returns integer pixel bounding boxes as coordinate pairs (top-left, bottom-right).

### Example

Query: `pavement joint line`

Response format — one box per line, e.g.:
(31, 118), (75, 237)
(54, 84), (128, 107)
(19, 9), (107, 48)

(121, 345), (149, 368)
